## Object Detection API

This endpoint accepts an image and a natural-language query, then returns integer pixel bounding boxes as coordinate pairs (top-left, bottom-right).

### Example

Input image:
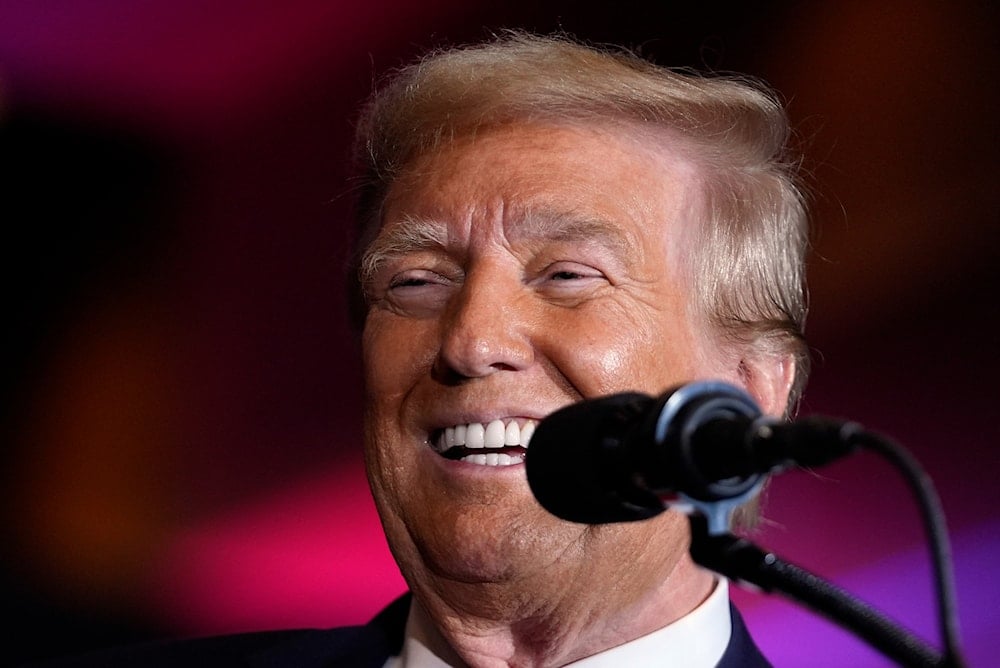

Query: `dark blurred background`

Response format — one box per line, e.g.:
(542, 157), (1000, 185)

(1, 1), (997, 666)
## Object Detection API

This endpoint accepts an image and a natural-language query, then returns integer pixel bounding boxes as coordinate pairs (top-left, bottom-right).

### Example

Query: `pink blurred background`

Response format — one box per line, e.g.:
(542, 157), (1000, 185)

(1, 1), (997, 665)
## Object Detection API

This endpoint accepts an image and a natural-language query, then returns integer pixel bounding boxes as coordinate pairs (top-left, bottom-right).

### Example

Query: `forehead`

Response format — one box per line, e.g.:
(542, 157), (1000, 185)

(377, 121), (703, 254)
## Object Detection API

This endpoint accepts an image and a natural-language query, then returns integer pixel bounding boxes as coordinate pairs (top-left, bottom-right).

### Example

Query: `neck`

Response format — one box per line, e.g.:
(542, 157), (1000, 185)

(410, 553), (714, 668)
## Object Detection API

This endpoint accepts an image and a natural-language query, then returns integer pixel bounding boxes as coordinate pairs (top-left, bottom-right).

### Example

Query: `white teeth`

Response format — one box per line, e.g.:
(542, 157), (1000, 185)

(459, 451), (524, 466)
(434, 418), (538, 462)
(484, 420), (506, 448)
(465, 423), (485, 448)
(520, 421), (535, 447)
(504, 421), (519, 445)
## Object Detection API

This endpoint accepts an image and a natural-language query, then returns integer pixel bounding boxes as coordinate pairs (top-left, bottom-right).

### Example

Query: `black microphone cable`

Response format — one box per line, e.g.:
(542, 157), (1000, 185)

(689, 428), (966, 667)
(526, 382), (968, 667)
(853, 429), (966, 667)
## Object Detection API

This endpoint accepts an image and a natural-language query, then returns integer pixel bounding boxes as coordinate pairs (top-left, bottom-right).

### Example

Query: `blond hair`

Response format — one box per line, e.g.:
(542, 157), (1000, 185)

(351, 32), (810, 409)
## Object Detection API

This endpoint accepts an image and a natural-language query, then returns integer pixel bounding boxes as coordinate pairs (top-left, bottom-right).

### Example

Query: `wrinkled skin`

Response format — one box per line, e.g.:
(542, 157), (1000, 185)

(361, 122), (789, 667)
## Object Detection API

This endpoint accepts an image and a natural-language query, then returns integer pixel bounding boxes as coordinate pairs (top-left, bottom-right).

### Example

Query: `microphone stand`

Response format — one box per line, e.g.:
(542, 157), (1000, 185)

(688, 514), (950, 667)
(527, 382), (967, 665)
(685, 424), (967, 667)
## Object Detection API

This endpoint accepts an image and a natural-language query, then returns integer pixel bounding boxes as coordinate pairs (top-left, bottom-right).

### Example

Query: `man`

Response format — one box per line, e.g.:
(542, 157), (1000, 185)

(350, 32), (807, 667)
(40, 32), (807, 668)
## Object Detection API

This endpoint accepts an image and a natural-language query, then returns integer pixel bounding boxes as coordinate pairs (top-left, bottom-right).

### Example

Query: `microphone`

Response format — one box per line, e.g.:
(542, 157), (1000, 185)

(526, 381), (862, 524)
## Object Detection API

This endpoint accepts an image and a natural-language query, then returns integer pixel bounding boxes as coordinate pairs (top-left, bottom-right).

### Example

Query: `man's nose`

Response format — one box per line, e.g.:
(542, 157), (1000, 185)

(434, 274), (534, 381)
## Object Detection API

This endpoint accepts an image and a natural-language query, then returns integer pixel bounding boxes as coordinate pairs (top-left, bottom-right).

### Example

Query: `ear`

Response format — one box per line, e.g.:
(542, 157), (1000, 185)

(738, 352), (796, 417)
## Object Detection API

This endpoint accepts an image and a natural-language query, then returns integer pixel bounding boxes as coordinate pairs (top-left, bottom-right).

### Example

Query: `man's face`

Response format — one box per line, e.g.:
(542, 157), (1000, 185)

(361, 122), (739, 607)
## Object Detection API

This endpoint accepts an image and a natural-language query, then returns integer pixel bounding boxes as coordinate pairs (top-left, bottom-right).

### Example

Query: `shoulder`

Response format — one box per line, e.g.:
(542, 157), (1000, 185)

(716, 604), (772, 668)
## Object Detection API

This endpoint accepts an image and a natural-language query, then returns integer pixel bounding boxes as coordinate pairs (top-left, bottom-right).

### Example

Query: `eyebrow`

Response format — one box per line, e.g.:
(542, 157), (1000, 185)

(360, 215), (448, 290)
(359, 206), (639, 291)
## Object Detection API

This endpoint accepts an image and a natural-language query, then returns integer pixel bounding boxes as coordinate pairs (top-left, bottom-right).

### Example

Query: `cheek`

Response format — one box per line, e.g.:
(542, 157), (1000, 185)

(546, 303), (708, 397)
(574, 341), (641, 394)
(361, 316), (432, 494)
(361, 313), (441, 468)
(362, 314), (435, 398)
(362, 317), (395, 393)
(361, 321), (421, 523)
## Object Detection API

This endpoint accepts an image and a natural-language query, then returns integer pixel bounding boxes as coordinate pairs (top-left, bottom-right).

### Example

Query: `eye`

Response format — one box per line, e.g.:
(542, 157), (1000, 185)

(383, 268), (457, 316)
(534, 261), (609, 302)
(390, 270), (442, 289)
(542, 262), (605, 283)
(549, 269), (588, 281)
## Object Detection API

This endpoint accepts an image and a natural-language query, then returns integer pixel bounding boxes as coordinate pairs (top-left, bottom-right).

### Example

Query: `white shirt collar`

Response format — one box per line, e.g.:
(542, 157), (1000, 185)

(383, 579), (732, 668)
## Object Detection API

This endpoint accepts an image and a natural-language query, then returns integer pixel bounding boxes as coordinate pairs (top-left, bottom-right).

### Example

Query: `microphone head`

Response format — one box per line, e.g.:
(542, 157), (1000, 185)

(526, 392), (665, 524)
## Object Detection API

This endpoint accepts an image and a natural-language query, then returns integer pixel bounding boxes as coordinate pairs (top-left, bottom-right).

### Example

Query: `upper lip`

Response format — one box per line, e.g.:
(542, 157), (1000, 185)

(426, 413), (546, 434)
(418, 402), (565, 434)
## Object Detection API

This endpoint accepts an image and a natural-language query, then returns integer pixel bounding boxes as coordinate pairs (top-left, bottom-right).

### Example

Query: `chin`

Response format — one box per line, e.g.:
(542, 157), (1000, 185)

(413, 503), (587, 583)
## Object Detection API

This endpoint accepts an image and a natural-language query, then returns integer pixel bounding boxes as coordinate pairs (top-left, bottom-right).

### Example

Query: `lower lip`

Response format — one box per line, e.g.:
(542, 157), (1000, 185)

(425, 446), (528, 476)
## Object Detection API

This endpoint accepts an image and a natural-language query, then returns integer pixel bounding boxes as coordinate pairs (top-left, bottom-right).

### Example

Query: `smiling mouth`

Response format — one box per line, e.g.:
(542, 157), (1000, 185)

(431, 419), (537, 466)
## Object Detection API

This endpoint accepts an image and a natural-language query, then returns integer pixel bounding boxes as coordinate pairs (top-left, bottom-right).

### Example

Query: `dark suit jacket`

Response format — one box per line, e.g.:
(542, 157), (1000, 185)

(35, 595), (771, 667)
